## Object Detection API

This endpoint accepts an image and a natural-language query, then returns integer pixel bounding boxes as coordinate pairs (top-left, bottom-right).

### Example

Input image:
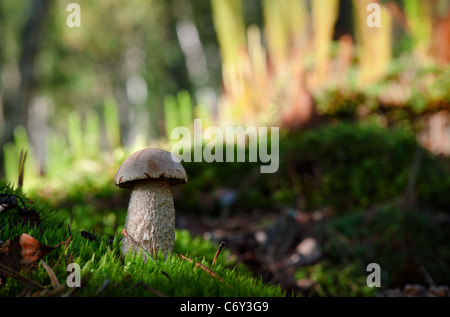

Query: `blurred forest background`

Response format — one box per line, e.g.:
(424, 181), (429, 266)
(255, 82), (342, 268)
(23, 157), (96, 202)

(1, 0), (449, 296)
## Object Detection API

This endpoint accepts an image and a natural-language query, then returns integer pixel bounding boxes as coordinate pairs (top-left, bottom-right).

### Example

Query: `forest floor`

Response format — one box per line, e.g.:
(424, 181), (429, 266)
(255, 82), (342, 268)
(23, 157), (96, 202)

(177, 209), (450, 297)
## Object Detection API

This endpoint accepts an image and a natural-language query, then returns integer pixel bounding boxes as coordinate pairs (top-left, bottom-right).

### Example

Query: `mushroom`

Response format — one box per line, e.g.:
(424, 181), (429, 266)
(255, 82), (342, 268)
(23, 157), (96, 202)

(114, 148), (187, 258)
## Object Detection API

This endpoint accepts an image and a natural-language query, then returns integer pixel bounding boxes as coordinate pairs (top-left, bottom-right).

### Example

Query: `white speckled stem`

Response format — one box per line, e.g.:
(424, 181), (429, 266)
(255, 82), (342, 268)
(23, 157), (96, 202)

(121, 179), (175, 259)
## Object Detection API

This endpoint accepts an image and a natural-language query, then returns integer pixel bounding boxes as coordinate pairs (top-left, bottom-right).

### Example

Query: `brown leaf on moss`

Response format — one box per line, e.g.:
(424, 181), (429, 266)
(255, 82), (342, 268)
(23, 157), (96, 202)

(0, 233), (56, 271)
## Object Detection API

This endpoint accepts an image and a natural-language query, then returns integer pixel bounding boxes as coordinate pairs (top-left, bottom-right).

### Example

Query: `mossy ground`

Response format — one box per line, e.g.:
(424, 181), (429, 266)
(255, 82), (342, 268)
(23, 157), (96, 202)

(0, 181), (285, 297)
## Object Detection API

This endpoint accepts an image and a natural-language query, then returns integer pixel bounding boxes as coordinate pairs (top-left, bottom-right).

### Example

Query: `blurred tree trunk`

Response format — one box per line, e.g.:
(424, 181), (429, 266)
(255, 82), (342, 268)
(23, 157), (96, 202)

(0, 0), (52, 177)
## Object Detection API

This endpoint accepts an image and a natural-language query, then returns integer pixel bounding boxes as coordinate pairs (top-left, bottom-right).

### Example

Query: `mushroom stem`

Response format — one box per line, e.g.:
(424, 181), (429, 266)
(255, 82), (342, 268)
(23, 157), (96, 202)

(121, 179), (175, 259)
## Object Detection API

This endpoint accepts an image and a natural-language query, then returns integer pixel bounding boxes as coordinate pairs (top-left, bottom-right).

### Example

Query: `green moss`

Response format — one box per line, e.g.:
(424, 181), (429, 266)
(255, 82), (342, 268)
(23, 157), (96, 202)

(179, 123), (450, 215)
(0, 181), (285, 297)
(312, 206), (450, 291)
(295, 260), (376, 297)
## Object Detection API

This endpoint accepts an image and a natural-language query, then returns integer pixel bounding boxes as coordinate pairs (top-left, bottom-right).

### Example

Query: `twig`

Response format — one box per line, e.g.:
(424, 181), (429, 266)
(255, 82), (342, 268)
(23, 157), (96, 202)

(66, 225), (73, 248)
(112, 274), (131, 289)
(43, 284), (66, 297)
(18, 149), (27, 187)
(121, 229), (170, 279)
(152, 240), (159, 260)
(177, 254), (194, 264)
(55, 236), (72, 249)
(124, 281), (167, 297)
(40, 259), (61, 289)
(95, 279), (111, 296)
(0, 263), (45, 290)
(124, 281), (141, 293)
(419, 266), (436, 287)
(121, 229), (157, 264)
(16, 282), (35, 297)
(142, 282), (167, 297)
(177, 254), (223, 283)
(211, 241), (226, 268)
(53, 235), (73, 269)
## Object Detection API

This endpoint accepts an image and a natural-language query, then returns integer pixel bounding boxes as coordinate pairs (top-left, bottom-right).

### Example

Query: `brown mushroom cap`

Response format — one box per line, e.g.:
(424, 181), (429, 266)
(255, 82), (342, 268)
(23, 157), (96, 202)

(114, 148), (187, 189)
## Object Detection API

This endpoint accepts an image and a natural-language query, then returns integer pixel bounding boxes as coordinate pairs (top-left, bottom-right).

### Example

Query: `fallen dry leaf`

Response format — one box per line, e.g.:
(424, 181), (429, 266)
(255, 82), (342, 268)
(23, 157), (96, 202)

(0, 233), (56, 271)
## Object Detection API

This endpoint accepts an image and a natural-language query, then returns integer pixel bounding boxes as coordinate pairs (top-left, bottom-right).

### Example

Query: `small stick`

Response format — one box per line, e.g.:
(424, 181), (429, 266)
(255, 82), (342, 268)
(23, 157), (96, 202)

(18, 149), (27, 188)
(124, 281), (166, 297)
(95, 279), (111, 296)
(177, 254), (223, 282)
(211, 241), (226, 268)
(43, 284), (66, 297)
(420, 266), (435, 287)
(66, 225), (73, 248)
(40, 259), (61, 289)
(54, 236), (72, 249)
(16, 282), (35, 297)
(125, 281), (142, 293)
(0, 263), (45, 290)
(194, 262), (223, 283)
(53, 235), (73, 269)
(177, 253), (193, 263)
(122, 229), (157, 264)
(121, 229), (170, 279)
(152, 240), (158, 259)
(141, 282), (167, 297)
